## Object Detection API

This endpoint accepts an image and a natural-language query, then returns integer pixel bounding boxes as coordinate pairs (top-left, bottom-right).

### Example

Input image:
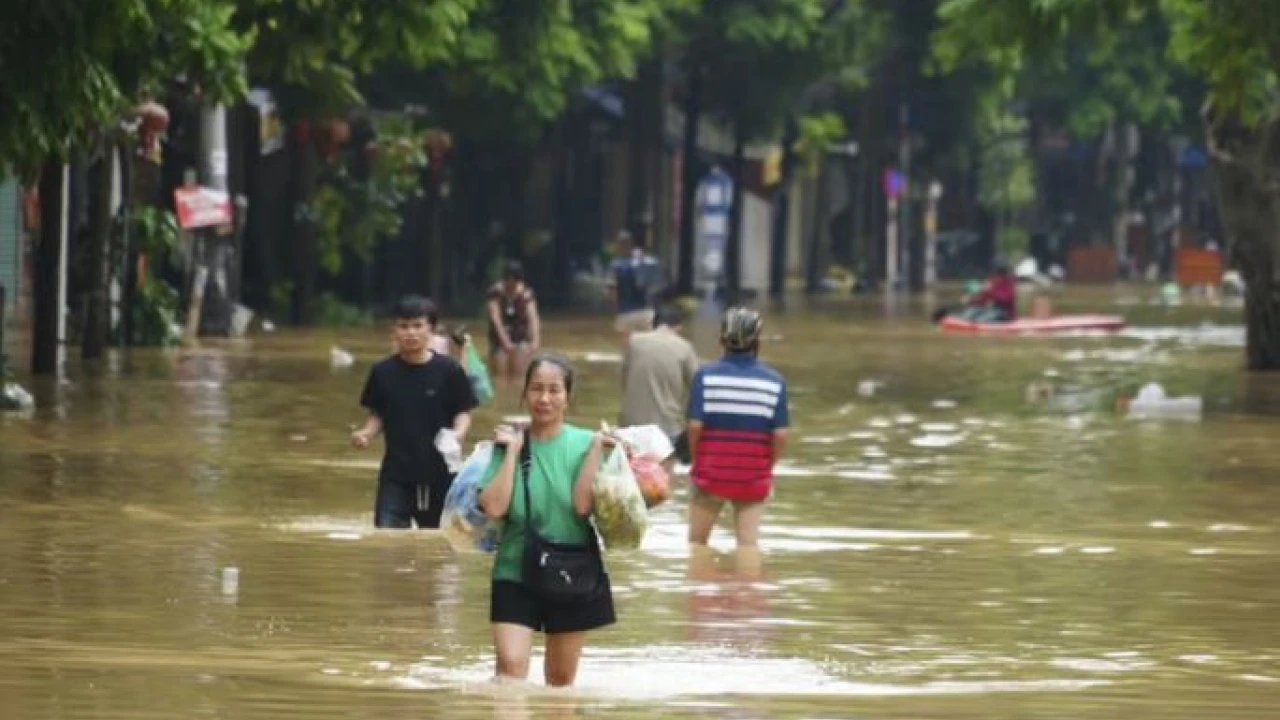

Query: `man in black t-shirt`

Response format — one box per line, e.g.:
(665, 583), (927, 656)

(352, 295), (479, 528)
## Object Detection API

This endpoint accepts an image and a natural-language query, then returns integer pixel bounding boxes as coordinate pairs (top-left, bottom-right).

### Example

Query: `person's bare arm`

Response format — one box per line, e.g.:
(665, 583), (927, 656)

(686, 420), (704, 463)
(527, 298), (542, 349)
(351, 414), (383, 448)
(682, 349), (699, 394)
(771, 429), (788, 461)
(620, 338), (633, 388)
(451, 411), (472, 441)
(487, 299), (513, 350)
(572, 434), (609, 516)
(478, 428), (522, 519)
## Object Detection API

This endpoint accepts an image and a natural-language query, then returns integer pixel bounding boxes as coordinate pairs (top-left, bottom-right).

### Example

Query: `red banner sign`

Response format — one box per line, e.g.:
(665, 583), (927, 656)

(173, 187), (232, 230)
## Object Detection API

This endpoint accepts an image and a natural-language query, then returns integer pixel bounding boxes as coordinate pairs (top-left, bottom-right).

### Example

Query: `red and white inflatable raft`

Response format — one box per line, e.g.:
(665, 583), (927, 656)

(939, 314), (1127, 335)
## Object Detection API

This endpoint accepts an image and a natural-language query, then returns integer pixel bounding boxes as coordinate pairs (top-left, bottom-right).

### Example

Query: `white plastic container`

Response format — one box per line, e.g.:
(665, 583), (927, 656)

(1127, 384), (1202, 420)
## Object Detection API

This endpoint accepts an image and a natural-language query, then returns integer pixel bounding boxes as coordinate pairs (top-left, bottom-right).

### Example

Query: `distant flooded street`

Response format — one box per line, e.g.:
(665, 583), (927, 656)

(3, 289), (1279, 720)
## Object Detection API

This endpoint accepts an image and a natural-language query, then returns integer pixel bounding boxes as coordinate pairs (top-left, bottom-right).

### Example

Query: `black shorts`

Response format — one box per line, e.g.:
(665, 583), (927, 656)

(490, 579), (616, 634)
(374, 480), (447, 529)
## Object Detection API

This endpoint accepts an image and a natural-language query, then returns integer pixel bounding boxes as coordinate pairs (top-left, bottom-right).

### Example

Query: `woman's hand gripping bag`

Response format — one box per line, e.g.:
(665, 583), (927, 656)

(440, 442), (501, 553)
(591, 445), (649, 550)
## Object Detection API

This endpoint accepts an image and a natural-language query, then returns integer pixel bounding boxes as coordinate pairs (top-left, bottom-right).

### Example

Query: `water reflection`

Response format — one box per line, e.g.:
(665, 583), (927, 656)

(685, 546), (771, 649)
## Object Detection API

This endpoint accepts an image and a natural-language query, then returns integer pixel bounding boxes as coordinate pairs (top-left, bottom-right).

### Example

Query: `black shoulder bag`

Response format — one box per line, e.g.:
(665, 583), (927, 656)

(518, 435), (604, 603)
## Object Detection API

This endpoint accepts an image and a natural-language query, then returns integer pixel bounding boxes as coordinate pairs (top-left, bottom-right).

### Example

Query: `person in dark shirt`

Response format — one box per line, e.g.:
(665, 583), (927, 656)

(486, 260), (541, 390)
(607, 230), (662, 343)
(351, 295), (479, 528)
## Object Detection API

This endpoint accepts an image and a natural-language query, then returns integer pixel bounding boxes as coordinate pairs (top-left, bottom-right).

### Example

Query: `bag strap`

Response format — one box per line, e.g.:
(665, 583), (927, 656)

(518, 431), (538, 534)
(519, 431), (602, 556)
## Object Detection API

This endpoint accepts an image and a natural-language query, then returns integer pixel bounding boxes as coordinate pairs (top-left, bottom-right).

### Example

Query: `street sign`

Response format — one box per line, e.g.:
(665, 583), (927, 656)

(174, 187), (233, 230)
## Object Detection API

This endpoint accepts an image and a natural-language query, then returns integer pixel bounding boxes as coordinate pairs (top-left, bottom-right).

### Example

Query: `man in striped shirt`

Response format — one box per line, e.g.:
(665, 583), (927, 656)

(685, 307), (789, 548)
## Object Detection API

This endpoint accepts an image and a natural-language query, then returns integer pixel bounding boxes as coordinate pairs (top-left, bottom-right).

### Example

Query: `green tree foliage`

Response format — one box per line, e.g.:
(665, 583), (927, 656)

(233, 0), (478, 117)
(0, 0), (252, 176)
(421, 0), (686, 137)
(688, 0), (875, 141)
(312, 116), (429, 274)
(934, 0), (1280, 369)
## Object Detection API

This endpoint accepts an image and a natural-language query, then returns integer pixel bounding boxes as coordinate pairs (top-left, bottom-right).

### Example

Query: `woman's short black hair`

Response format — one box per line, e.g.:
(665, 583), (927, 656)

(392, 294), (439, 326)
(523, 352), (575, 396)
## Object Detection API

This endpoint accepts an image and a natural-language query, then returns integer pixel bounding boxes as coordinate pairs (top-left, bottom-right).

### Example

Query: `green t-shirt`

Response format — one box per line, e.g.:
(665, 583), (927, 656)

(477, 424), (598, 583)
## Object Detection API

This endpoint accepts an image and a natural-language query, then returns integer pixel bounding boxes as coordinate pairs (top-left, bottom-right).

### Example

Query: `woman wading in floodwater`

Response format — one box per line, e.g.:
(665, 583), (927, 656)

(477, 354), (615, 686)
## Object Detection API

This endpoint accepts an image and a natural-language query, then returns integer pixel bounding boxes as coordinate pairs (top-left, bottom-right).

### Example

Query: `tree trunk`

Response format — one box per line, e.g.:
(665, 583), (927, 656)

(725, 121), (746, 302)
(625, 58), (662, 248)
(769, 118), (798, 300)
(82, 147), (113, 360)
(676, 63), (702, 295)
(805, 157), (830, 294)
(551, 122), (576, 309)
(1208, 117), (1280, 370)
(118, 141), (136, 348)
(290, 125), (320, 325)
(32, 160), (64, 375)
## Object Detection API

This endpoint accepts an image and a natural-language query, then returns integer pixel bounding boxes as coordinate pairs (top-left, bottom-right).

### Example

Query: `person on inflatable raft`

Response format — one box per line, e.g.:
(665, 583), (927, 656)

(934, 262), (1017, 324)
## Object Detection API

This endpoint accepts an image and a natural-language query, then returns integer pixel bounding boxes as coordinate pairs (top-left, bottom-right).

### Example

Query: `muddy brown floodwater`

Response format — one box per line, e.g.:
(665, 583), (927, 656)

(2, 288), (1278, 719)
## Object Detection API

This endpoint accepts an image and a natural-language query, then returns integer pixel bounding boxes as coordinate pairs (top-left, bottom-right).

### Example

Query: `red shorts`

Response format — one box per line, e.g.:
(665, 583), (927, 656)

(691, 476), (772, 505)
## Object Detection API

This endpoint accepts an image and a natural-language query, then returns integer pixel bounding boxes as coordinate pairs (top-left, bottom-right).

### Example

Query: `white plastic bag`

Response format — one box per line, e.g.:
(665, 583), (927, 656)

(591, 445), (649, 550)
(440, 442), (502, 553)
(611, 424), (675, 460)
(435, 428), (463, 473)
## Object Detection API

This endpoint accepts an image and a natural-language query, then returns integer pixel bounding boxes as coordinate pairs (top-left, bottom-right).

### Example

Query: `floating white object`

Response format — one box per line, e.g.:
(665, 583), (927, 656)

(1128, 383), (1202, 421)
(329, 346), (355, 369)
(221, 567), (240, 595)
(2, 382), (34, 411)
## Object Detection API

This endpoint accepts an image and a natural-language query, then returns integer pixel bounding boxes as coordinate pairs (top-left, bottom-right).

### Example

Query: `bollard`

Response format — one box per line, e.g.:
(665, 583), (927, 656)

(0, 284), (7, 378)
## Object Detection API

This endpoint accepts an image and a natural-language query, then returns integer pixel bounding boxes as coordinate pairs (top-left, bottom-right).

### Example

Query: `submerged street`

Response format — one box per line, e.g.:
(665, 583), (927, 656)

(2, 292), (1278, 719)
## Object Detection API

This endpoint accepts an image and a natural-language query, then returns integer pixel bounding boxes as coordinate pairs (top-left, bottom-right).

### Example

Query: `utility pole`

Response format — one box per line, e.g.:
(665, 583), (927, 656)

(925, 180), (943, 287)
(897, 102), (911, 290)
(187, 104), (231, 339)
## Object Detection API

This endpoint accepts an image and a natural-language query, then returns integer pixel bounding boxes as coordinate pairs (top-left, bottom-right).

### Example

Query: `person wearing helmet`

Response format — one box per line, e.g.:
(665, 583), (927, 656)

(683, 307), (790, 549)
(964, 261), (1016, 322)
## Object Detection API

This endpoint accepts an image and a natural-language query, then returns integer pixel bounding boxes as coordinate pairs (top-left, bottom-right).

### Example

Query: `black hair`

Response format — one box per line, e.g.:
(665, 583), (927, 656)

(522, 352), (576, 397)
(392, 294), (439, 326)
(653, 305), (685, 329)
(503, 260), (524, 281)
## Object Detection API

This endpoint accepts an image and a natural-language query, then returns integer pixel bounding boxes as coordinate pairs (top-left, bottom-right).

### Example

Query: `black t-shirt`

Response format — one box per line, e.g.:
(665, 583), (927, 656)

(359, 353), (479, 488)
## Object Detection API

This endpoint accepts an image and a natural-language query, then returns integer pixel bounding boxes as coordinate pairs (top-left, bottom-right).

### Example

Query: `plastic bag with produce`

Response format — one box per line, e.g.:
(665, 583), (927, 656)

(440, 442), (501, 553)
(591, 445), (649, 550)
(629, 451), (671, 508)
(611, 424), (674, 461)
